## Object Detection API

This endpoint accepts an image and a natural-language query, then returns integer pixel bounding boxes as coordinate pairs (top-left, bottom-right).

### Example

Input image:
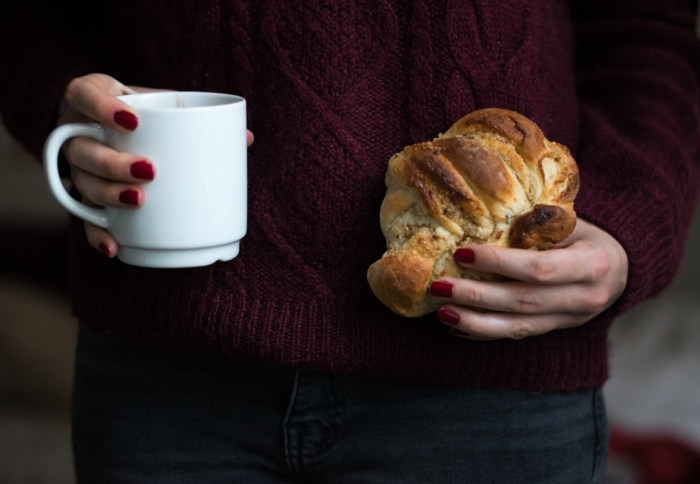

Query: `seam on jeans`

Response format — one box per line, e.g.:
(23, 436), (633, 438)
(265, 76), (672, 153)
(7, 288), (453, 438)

(331, 374), (347, 431)
(591, 388), (607, 483)
(283, 368), (302, 476)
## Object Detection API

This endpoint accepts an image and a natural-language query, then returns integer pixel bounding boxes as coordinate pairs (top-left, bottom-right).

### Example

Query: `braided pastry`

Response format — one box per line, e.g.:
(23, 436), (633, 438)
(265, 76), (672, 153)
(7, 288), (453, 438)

(367, 108), (579, 317)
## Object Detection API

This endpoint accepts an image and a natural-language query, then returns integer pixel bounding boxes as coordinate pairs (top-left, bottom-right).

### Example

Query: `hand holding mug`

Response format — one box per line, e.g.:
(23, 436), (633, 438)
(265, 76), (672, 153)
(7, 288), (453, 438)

(47, 74), (254, 268)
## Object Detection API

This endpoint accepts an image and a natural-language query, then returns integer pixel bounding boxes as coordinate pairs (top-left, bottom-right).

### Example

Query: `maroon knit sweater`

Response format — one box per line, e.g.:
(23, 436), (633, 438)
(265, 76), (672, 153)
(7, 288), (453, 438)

(2, 0), (700, 391)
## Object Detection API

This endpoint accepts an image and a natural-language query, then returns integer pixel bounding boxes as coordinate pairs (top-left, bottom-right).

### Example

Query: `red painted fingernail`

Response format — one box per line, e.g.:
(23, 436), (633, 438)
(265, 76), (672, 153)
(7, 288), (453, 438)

(430, 281), (453, 298)
(119, 189), (140, 205)
(454, 248), (475, 264)
(451, 328), (470, 338)
(114, 110), (138, 130)
(130, 161), (154, 180)
(437, 309), (460, 325)
(98, 243), (112, 257)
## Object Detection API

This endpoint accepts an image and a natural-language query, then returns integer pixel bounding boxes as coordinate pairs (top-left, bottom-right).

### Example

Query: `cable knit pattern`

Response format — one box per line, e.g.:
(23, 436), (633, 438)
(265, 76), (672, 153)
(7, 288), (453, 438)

(408, 0), (433, 143)
(446, 0), (542, 117)
(2, 0), (700, 391)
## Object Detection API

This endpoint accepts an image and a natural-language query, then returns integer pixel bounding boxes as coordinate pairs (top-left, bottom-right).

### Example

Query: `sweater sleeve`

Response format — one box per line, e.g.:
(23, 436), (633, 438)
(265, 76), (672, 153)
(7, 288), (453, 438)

(568, 0), (700, 316)
(0, 1), (103, 159)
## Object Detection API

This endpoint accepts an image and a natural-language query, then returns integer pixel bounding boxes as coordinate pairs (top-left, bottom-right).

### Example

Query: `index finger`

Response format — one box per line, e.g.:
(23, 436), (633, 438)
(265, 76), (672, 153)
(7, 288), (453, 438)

(454, 242), (591, 285)
(64, 75), (139, 132)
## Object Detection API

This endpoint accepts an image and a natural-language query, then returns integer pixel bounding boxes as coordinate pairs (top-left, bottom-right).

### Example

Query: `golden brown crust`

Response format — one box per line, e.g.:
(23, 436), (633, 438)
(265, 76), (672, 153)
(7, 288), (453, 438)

(369, 108), (579, 317)
(367, 253), (435, 317)
(445, 108), (546, 166)
(549, 142), (580, 204)
(509, 204), (577, 250)
(435, 137), (514, 203)
(379, 189), (414, 233)
(405, 143), (488, 226)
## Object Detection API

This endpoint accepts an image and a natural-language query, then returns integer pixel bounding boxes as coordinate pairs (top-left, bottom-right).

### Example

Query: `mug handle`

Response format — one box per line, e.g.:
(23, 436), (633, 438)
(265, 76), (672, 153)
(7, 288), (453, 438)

(43, 123), (110, 228)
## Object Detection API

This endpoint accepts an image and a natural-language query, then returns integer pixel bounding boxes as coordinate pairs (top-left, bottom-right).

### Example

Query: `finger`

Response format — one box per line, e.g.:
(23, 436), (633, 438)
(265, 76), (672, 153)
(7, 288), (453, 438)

(57, 106), (93, 127)
(431, 278), (607, 315)
(82, 197), (118, 257)
(247, 130), (254, 147)
(549, 218), (594, 249)
(72, 167), (144, 209)
(436, 306), (586, 340)
(67, 137), (155, 183)
(453, 242), (594, 285)
(85, 221), (118, 257)
(64, 75), (139, 132)
(126, 86), (166, 94)
(450, 328), (474, 340)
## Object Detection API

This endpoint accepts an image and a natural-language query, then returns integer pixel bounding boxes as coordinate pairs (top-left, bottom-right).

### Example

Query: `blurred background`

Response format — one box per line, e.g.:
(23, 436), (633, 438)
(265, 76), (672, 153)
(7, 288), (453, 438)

(0, 117), (75, 482)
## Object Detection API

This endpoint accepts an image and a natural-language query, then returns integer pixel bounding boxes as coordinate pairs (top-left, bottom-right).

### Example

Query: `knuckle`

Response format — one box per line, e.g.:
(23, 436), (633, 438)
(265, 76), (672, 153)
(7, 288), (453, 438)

(84, 220), (101, 239)
(488, 249), (505, 271)
(513, 290), (540, 313)
(72, 171), (102, 204)
(586, 290), (610, 314)
(70, 166), (84, 188)
(101, 151), (124, 180)
(65, 138), (82, 164)
(468, 321), (489, 338)
(462, 284), (483, 305)
(511, 320), (535, 340)
(530, 257), (556, 283)
(589, 255), (612, 280)
(64, 76), (86, 102)
(93, 96), (113, 119)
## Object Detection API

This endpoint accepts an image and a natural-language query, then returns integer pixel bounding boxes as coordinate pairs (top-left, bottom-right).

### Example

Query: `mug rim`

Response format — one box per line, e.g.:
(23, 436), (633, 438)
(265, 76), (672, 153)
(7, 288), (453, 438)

(117, 91), (245, 111)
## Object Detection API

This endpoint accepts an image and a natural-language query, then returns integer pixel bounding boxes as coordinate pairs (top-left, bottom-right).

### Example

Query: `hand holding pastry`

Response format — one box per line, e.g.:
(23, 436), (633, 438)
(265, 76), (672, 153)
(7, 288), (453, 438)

(432, 218), (628, 340)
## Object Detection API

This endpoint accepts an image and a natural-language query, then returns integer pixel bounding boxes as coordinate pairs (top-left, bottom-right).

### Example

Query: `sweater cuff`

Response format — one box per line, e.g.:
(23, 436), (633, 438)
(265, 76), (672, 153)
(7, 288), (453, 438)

(574, 182), (681, 318)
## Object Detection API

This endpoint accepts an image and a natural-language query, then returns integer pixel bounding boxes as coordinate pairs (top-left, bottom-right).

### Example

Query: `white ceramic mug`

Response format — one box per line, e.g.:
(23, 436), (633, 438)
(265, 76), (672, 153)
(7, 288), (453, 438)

(43, 91), (247, 268)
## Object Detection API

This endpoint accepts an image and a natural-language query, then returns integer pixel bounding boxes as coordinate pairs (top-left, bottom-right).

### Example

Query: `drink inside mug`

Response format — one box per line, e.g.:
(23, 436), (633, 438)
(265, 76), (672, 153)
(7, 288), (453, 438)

(44, 91), (248, 269)
(121, 91), (243, 110)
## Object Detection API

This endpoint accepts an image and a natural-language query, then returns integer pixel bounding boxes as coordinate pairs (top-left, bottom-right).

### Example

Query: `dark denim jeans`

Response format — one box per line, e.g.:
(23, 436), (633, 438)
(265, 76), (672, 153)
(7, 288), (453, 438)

(72, 323), (608, 483)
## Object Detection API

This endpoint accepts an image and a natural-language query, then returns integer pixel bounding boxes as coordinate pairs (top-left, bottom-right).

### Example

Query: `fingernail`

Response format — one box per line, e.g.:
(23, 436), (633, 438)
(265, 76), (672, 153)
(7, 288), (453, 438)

(430, 281), (453, 298)
(454, 248), (475, 265)
(114, 110), (138, 130)
(98, 243), (112, 257)
(119, 189), (140, 205)
(451, 328), (470, 338)
(130, 161), (154, 180)
(437, 309), (460, 325)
